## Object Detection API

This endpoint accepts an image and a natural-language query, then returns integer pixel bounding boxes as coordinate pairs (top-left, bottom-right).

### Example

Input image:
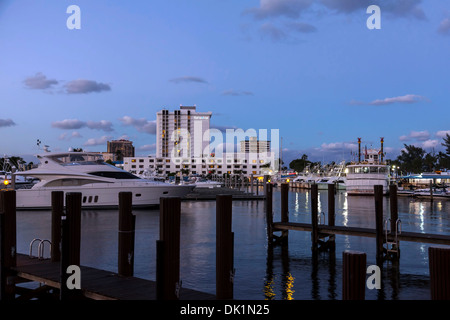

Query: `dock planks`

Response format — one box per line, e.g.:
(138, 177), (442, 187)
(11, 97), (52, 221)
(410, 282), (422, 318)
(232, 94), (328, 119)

(13, 254), (215, 300)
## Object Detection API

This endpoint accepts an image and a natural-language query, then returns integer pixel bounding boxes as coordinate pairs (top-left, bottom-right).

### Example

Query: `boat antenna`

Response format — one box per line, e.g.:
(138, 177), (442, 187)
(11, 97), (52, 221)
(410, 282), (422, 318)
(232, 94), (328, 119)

(36, 139), (51, 152)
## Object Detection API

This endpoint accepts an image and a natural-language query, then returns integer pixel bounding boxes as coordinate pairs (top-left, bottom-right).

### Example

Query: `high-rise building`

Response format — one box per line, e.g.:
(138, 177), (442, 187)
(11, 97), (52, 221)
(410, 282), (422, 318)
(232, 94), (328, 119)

(107, 139), (135, 159)
(156, 106), (212, 158)
(240, 136), (271, 154)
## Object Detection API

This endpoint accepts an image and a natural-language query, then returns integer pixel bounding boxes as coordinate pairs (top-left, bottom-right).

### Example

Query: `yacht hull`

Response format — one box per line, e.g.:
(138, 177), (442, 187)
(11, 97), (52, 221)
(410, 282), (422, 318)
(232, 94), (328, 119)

(16, 183), (194, 210)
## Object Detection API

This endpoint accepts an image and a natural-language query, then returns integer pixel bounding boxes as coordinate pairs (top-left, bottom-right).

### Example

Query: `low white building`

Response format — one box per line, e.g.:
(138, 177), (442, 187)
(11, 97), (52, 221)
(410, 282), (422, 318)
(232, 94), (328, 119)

(123, 152), (277, 177)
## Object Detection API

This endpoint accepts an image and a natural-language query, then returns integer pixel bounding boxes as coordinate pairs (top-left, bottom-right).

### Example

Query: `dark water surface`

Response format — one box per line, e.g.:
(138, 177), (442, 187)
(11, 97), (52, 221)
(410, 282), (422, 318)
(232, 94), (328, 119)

(16, 188), (449, 300)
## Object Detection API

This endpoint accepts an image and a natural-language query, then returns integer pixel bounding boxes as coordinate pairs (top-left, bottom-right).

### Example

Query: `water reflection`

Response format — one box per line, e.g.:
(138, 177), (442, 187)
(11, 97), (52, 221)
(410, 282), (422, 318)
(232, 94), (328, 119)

(14, 188), (448, 300)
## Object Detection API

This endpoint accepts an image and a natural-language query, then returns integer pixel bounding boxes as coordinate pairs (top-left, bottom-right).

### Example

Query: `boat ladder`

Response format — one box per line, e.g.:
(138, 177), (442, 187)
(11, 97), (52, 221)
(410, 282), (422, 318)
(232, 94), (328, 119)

(29, 238), (52, 260)
(384, 219), (401, 257)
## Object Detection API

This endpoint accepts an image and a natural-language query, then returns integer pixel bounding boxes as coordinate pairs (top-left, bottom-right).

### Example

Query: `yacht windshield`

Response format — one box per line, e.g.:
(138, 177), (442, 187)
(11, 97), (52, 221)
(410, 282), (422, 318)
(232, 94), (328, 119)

(89, 171), (140, 179)
(50, 154), (106, 166)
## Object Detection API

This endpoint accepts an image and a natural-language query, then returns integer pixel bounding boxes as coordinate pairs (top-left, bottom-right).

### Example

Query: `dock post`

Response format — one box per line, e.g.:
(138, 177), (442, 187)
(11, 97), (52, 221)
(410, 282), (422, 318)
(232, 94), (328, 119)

(311, 184), (319, 253)
(51, 191), (63, 262)
(374, 185), (384, 264)
(60, 192), (82, 300)
(428, 247), (450, 300)
(328, 184), (335, 227)
(265, 183), (273, 243)
(389, 184), (400, 260)
(0, 190), (17, 300)
(327, 184), (336, 250)
(118, 192), (135, 277)
(280, 183), (289, 244)
(216, 194), (234, 300)
(389, 184), (398, 232)
(342, 251), (366, 300)
(158, 197), (181, 300)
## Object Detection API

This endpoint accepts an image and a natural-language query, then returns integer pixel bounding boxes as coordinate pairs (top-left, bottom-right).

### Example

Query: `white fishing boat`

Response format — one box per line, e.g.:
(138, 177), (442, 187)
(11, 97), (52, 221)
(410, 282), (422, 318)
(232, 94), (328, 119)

(316, 176), (347, 190)
(316, 160), (347, 190)
(346, 138), (390, 195)
(13, 151), (194, 209)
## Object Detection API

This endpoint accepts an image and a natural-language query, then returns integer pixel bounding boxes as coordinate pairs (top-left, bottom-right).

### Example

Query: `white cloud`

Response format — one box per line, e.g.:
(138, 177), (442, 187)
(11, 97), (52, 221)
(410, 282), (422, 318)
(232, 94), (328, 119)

(438, 18), (450, 35)
(320, 141), (357, 151)
(119, 116), (156, 134)
(58, 131), (82, 141)
(436, 130), (450, 138)
(83, 135), (112, 146)
(399, 130), (430, 142)
(369, 94), (426, 106)
(23, 72), (58, 90)
(64, 79), (111, 94)
(421, 139), (439, 149)
(52, 119), (113, 132)
(0, 118), (16, 127)
(169, 76), (208, 84)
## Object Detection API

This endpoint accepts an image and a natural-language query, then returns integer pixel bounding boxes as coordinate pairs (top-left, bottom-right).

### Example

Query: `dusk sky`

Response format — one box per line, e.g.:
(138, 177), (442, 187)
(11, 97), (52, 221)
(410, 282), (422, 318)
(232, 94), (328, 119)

(1, 0), (449, 164)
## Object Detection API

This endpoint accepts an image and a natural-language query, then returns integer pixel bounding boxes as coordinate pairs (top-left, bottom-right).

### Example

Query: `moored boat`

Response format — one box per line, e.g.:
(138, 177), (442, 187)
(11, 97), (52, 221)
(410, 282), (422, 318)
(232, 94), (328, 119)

(346, 138), (390, 195)
(13, 151), (194, 209)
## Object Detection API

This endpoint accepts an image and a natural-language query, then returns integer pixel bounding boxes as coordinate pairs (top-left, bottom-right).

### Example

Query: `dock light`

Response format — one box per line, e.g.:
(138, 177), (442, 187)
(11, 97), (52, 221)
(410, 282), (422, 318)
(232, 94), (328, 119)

(3, 179), (9, 186)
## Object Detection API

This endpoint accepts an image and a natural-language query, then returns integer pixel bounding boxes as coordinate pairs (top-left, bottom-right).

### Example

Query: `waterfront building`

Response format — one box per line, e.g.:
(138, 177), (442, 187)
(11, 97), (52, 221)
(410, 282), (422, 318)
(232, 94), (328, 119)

(156, 106), (212, 158)
(123, 151), (275, 177)
(240, 136), (271, 153)
(107, 139), (135, 159)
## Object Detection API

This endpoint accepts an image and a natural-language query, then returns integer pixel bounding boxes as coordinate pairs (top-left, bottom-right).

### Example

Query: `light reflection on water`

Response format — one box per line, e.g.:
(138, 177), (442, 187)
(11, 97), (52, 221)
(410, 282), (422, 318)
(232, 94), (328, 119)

(15, 188), (449, 300)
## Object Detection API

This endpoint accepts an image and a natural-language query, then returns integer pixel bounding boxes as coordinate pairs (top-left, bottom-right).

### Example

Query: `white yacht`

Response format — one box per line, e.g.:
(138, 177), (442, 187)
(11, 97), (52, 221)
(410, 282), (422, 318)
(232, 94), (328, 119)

(346, 139), (390, 195)
(14, 152), (195, 209)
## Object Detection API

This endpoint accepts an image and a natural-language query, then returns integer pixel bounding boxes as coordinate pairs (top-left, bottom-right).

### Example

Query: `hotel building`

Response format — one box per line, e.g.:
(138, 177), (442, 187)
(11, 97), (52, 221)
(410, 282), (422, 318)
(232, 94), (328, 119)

(156, 106), (212, 158)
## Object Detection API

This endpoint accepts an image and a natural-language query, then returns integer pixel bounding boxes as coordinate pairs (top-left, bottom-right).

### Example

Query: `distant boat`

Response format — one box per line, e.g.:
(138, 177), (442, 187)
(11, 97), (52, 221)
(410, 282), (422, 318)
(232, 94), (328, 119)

(316, 160), (347, 190)
(413, 188), (450, 199)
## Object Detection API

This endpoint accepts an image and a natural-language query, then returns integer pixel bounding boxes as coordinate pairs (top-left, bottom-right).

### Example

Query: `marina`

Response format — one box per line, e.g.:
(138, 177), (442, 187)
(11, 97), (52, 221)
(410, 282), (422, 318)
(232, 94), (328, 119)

(1, 182), (449, 300)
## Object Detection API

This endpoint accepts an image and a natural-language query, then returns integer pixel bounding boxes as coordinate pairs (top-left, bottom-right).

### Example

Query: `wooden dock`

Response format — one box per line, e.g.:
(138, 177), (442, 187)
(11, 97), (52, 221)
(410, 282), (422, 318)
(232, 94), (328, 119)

(12, 254), (214, 300)
(0, 190), (235, 301)
(273, 222), (450, 246)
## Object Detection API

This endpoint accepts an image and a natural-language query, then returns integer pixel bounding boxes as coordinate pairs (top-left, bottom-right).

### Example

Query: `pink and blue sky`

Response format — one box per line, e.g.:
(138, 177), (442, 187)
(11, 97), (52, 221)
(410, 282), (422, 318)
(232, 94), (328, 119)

(1, 0), (449, 163)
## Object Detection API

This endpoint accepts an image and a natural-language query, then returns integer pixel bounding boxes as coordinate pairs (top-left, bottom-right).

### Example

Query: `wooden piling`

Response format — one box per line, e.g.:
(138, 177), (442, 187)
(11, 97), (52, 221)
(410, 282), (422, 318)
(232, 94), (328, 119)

(118, 192), (136, 277)
(60, 192), (82, 300)
(429, 247), (450, 300)
(374, 185), (384, 263)
(281, 183), (289, 243)
(51, 191), (63, 262)
(265, 183), (273, 243)
(389, 184), (398, 233)
(328, 184), (335, 227)
(311, 184), (319, 252)
(216, 194), (234, 300)
(158, 197), (181, 300)
(342, 250), (366, 300)
(281, 183), (289, 223)
(0, 190), (17, 300)
(327, 184), (336, 250)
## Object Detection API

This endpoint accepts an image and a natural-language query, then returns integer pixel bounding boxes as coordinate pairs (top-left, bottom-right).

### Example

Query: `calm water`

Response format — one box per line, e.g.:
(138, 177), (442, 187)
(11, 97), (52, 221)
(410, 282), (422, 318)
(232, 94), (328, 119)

(15, 188), (449, 300)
